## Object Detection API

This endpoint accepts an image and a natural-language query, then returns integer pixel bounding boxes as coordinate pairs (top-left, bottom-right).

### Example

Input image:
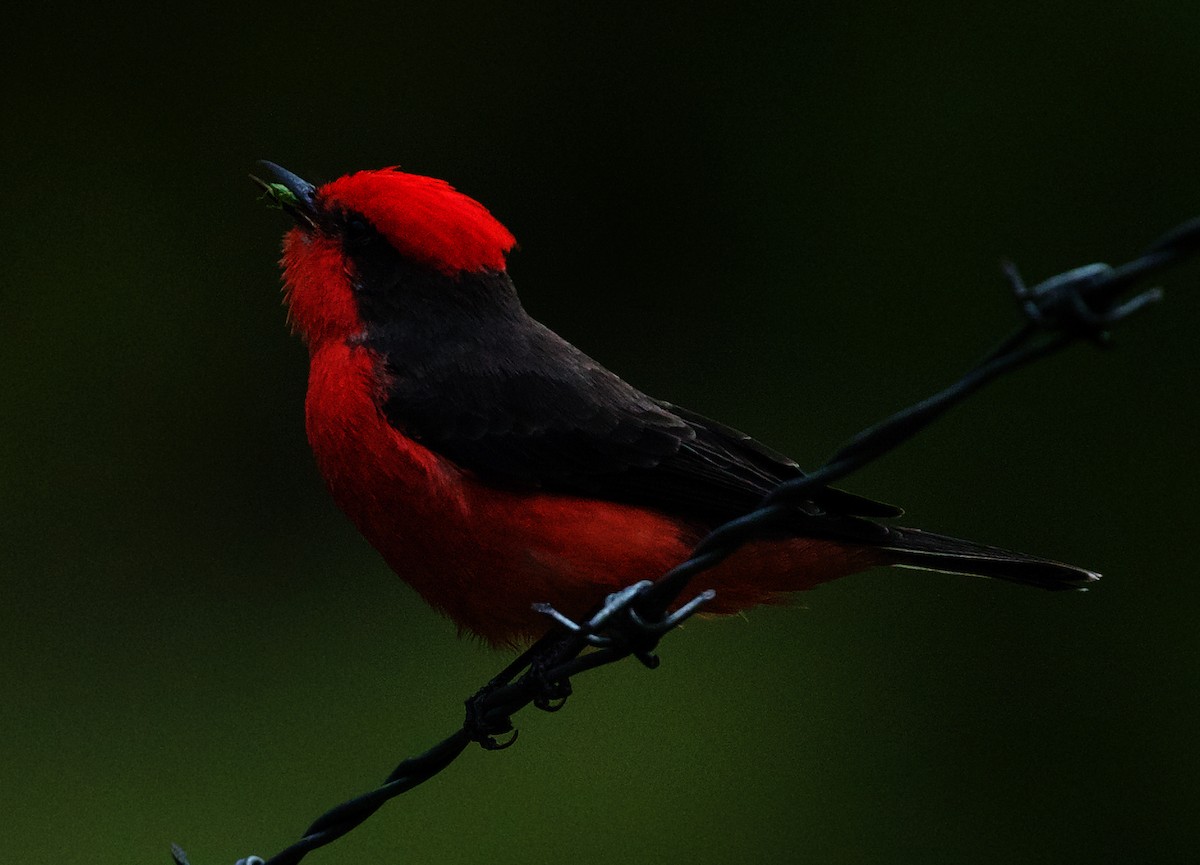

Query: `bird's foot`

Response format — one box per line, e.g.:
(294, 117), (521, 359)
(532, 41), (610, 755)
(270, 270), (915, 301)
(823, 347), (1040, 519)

(527, 651), (573, 713)
(464, 685), (520, 751)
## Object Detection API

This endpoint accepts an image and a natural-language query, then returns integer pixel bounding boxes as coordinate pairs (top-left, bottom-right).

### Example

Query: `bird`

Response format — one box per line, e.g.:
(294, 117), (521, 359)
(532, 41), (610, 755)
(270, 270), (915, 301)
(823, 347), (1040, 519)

(252, 161), (1098, 648)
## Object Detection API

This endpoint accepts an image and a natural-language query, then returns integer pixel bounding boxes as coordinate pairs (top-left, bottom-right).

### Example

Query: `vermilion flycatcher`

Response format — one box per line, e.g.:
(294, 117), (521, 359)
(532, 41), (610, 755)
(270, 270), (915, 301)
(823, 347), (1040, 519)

(253, 162), (1097, 647)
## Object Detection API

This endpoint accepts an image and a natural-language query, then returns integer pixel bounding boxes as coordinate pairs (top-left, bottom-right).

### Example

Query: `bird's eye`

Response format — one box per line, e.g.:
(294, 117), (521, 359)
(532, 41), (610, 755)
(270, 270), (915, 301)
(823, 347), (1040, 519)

(344, 216), (372, 246)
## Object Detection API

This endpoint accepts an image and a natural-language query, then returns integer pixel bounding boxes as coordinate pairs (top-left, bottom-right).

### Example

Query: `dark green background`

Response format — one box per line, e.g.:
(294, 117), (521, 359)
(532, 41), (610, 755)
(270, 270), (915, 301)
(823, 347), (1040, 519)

(3, 4), (1197, 864)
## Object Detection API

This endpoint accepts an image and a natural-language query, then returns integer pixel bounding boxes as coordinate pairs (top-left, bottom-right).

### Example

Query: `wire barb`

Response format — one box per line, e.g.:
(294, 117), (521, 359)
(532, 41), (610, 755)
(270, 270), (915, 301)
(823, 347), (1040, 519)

(1003, 259), (1163, 344)
(171, 211), (1193, 865)
(534, 583), (717, 669)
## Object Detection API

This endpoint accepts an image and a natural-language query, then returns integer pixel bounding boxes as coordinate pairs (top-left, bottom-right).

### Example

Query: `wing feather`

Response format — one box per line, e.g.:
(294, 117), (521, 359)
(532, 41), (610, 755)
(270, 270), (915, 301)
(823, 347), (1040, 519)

(373, 313), (899, 527)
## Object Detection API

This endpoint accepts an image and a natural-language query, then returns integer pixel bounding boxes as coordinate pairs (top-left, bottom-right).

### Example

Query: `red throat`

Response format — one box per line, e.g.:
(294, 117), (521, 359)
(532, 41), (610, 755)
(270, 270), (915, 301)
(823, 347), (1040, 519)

(318, 169), (517, 275)
(281, 231), (362, 346)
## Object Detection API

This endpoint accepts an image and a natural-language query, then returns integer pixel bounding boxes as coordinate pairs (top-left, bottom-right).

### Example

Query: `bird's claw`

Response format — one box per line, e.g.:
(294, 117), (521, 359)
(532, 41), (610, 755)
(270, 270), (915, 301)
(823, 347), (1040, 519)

(527, 651), (573, 712)
(464, 689), (520, 751)
(463, 582), (716, 749)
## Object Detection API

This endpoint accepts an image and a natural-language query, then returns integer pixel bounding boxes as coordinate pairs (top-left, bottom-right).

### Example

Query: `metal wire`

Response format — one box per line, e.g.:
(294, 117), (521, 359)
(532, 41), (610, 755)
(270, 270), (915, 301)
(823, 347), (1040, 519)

(171, 214), (1197, 865)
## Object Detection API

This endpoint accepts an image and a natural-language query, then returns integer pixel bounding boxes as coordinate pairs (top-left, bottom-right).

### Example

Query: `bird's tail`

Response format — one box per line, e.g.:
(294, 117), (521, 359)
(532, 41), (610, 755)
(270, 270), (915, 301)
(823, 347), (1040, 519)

(878, 527), (1100, 590)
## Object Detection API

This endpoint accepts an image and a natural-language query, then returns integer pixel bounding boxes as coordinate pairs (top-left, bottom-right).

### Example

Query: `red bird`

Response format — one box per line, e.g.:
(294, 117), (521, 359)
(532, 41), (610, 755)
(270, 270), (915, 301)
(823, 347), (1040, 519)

(253, 162), (1098, 648)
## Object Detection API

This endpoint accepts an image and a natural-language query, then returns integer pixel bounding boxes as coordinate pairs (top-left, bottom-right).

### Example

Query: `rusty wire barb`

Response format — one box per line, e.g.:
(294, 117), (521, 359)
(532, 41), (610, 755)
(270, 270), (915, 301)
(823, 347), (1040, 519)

(171, 214), (1198, 865)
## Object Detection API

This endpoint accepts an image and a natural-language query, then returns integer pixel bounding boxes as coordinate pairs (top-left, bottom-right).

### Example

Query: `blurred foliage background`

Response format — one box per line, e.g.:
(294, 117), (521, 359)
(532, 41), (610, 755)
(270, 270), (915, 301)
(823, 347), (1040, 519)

(2, 3), (1198, 863)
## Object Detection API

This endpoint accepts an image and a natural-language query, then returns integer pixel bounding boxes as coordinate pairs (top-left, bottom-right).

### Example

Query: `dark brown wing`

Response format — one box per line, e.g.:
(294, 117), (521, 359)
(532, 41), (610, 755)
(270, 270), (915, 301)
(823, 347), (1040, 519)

(371, 302), (899, 526)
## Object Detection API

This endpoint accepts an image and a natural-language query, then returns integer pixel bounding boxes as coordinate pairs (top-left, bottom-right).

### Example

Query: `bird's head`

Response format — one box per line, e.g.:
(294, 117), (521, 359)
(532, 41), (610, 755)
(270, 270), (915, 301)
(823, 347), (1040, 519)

(253, 161), (517, 346)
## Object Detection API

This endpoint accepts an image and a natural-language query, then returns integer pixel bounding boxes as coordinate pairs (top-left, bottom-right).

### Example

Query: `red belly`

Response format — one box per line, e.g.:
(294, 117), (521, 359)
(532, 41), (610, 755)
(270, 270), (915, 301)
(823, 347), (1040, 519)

(304, 340), (880, 647)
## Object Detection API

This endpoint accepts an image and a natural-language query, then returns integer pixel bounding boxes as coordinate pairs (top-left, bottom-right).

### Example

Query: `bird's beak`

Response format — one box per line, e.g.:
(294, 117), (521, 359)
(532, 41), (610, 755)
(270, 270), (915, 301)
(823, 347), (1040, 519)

(250, 160), (318, 229)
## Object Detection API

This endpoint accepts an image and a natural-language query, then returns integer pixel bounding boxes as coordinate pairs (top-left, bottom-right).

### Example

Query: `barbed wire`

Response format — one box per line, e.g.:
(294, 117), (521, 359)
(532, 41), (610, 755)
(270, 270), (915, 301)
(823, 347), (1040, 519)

(171, 214), (1199, 865)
